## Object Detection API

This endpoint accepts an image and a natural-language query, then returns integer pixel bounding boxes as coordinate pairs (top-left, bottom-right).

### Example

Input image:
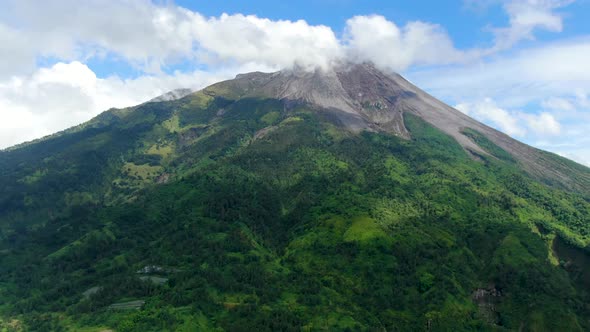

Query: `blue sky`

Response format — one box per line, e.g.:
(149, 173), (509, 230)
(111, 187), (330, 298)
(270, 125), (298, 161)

(0, 0), (589, 166)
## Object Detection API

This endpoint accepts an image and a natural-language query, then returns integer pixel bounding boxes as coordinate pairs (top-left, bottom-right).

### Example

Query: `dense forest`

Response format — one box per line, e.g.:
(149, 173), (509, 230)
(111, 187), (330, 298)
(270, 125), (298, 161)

(0, 79), (589, 331)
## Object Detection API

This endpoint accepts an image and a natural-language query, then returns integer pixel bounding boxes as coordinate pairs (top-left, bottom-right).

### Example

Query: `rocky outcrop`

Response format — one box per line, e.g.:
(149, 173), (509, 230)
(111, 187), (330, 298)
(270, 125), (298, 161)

(472, 286), (502, 325)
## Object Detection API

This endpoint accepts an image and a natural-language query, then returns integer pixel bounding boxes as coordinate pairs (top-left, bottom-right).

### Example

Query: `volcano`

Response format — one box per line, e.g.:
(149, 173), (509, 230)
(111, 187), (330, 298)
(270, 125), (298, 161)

(0, 63), (589, 331)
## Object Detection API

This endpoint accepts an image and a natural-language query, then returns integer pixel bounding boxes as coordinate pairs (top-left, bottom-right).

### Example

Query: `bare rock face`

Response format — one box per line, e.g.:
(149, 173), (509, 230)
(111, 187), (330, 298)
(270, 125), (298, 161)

(472, 287), (502, 325)
(201, 63), (589, 193)
(220, 63), (508, 150)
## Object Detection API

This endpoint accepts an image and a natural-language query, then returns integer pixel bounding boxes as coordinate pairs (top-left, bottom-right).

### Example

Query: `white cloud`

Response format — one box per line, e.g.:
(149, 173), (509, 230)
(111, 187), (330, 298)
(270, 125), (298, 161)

(1, 0), (343, 75)
(522, 112), (561, 135)
(2, 0), (199, 74)
(191, 14), (342, 71)
(492, 0), (573, 50)
(343, 15), (472, 72)
(542, 97), (575, 110)
(455, 98), (562, 138)
(456, 98), (527, 137)
(0, 2), (472, 74)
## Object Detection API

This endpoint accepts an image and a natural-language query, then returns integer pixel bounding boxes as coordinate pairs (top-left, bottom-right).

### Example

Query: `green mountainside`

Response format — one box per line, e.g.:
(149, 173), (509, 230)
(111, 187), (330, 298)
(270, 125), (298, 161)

(0, 64), (589, 331)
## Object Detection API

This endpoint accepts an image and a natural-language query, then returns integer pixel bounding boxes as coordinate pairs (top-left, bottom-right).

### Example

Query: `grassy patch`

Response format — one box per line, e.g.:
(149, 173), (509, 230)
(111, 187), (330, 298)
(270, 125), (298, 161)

(280, 116), (303, 126)
(492, 234), (538, 268)
(147, 143), (175, 159)
(343, 216), (387, 242)
(162, 115), (181, 133)
(185, 91), (213, 109)
(260, 111), (280, 125)
(122, 162), (162, 181)
(462, 128), (516, 163)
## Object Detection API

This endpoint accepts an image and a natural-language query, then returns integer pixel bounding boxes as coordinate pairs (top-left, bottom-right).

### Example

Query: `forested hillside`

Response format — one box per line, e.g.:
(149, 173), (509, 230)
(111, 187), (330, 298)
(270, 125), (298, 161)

(0, 66), (589, 331)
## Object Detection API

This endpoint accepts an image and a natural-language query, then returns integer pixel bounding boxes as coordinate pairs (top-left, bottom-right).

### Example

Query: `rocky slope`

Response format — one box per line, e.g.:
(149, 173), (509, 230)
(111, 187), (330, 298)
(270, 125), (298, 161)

(204, 63), (589, 194)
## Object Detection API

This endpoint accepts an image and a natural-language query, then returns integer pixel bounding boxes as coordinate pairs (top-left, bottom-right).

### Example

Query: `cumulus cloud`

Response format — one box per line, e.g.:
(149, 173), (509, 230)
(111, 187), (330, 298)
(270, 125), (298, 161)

(456, 98), (562, 138)
(522, 112), (561, 135)
(1, 1), (467, 74)
(191, 14), (342, 70)
(1, 0), (199, 75)
(343, 16), (476, 71)
(456, 98), (527, 137)
(1, 0), (343, 75)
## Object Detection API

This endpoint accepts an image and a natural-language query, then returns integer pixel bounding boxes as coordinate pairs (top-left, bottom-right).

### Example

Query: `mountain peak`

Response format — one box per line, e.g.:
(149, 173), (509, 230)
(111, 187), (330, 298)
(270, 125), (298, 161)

(202, 62), (589, 193)
(214, 62), (489, 146)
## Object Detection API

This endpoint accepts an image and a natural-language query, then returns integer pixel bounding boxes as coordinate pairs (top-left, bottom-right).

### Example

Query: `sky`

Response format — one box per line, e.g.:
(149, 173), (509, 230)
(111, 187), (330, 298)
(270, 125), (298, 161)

(0, 0), (589, 166)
